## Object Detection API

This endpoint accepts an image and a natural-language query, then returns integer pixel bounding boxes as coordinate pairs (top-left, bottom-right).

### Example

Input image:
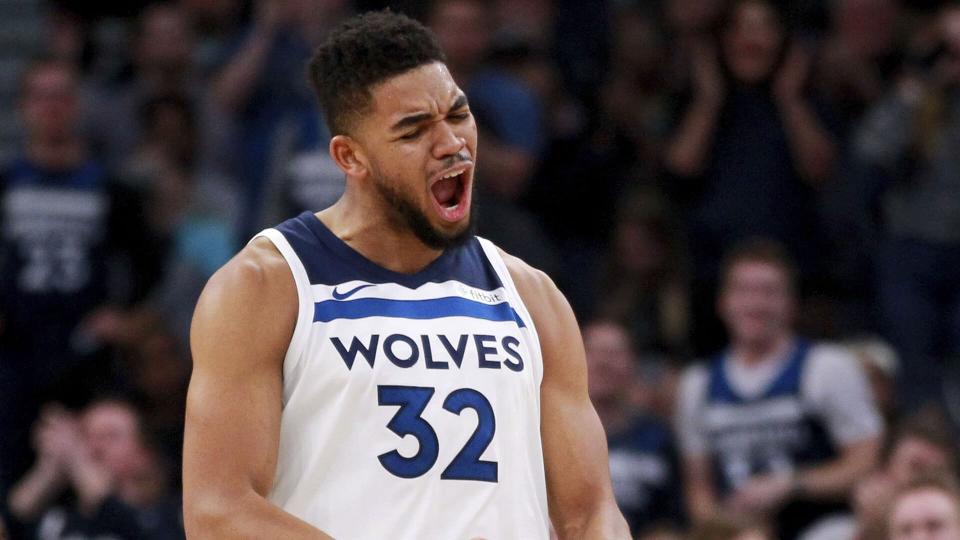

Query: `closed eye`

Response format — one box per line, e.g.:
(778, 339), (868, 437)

(449, 111), (471, 121)
(399, 129), (422, 140)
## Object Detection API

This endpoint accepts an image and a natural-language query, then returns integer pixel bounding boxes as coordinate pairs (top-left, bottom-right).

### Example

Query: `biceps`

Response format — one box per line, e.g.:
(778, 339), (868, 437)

(541, 386), (613, 512)
(183, 365), (283, 498)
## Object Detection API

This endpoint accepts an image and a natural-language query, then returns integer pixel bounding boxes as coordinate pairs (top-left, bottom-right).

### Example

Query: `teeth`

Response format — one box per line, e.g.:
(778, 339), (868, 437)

(442, 170), (462, 179)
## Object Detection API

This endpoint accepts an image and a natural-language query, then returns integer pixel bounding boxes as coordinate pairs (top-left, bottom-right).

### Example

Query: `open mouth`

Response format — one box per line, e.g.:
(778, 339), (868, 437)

(430, 168), (470, 222)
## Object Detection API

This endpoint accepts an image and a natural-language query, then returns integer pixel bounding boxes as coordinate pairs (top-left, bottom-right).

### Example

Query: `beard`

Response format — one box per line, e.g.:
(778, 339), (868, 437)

(372, 172), (475, 251)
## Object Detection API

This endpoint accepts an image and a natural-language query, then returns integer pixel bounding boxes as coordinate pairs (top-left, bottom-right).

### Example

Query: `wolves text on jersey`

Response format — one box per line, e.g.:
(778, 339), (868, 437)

(331, 333), (525, 372)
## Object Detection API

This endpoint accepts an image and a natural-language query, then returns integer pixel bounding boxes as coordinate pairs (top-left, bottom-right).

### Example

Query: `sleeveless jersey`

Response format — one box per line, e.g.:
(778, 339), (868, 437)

(255, 211), (550, 539)
(701, 340), (845, 538)
(702, 340), (836, 493)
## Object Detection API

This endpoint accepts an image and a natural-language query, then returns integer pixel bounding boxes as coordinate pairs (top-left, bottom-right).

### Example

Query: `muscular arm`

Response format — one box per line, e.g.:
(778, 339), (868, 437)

(183, 238), (332, 539)
(504, 252), (630, 540)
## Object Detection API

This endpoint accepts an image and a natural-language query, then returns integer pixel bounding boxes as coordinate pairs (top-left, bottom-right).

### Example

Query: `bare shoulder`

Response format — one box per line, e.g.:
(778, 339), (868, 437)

(496, 247), (581, 377)
(497, 247), (565, 318)
(195, 237), (295, 320)
(191, 236), (297, 369)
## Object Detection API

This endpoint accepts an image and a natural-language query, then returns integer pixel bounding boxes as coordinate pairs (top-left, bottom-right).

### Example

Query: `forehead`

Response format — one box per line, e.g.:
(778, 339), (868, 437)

(28, 65), (71, 82)
(24, 65), (76, 91)
(730, 1), (778, 27)
(894, 436), (947, 456)
(368, 62), (461, 119)
(84, 404), (135, 427)
(895, 489), (959, 520)
(584, 324), (630, 349)
(728, 260), (788, 282)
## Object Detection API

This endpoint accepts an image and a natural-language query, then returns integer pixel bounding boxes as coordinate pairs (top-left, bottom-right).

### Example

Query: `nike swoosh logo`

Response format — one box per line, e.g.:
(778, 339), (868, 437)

(331, 283), (375, 300)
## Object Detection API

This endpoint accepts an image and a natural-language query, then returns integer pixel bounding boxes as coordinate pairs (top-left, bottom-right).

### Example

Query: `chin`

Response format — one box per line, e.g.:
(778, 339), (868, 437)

(733, 324), (775, 344)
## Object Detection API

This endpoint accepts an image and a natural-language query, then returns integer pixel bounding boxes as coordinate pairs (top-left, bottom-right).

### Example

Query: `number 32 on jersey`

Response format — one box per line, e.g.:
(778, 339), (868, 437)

(377, 385), (497, 483)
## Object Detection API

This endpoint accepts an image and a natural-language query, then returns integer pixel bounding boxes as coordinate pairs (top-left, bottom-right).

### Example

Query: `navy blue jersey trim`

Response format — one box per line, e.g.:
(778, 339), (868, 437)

(314, 295), (526, 327)
(707, 340), (810, 404)
(274, 211), (504, 291)
(5, 157), (105, 189)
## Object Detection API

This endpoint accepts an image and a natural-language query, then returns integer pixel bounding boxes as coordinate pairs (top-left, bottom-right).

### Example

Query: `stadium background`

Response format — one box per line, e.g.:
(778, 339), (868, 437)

(2, 0), (960, 538)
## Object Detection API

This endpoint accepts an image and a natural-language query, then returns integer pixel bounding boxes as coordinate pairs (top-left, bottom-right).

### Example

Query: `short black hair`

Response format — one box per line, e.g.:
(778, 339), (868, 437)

(307, 9), (446, 136)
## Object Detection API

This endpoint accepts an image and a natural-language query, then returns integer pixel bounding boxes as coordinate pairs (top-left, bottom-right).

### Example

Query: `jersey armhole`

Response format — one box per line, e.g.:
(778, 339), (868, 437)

(476, 237), (544, 387)
(252, 228), (313, 398)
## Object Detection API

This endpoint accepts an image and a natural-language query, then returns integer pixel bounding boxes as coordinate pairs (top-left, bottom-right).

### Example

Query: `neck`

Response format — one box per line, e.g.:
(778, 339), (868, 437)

(732, 332), (793, 366)
(318, 193), (445, 274)
(27, 136), (86, 171)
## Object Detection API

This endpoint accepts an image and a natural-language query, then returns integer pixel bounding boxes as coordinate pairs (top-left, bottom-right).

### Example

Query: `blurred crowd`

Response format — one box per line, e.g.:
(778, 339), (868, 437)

(3, 0), (960, 538)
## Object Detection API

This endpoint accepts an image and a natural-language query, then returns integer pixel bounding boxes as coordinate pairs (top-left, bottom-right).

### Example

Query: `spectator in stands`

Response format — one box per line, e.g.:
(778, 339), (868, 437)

(128, 328), (191, 465)
(665, 0), (840, 354)
(636, 526), (685, 540)
(813, 0), (902, 314)
(177, 0), (246, 79)
(427, 0), (558, 278)
(428, 0), (544, 201)
(489, 0), (552, 51)
(689, 516), (772, 540)
(846, 337), (900, 424)
(675, 239), (882, 539)
(211, 0), (348, 234)
(665, 0), (726, 36)
(527, 5), (672, 315)
(8, 399), (184, 539)
(854, 415), (958, 540)
(817, 0), (901, 123)
(119, 93), (201, 184)
(853, 3), (960, 412)
(599, 5), (672, 177)
(85, 3), (227, 173)
(82, 91), (237, 356)
(595, 190), (690, 352)
(0, 57), (158, 516)
(584, 319), (683, 536)
(887, 476), (960, 540)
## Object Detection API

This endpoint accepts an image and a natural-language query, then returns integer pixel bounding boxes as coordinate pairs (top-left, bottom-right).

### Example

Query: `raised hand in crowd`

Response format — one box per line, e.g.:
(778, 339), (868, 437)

(665, 37), (725, 177)
(8, 405), (113, 521)
(773, 43), (813, 104)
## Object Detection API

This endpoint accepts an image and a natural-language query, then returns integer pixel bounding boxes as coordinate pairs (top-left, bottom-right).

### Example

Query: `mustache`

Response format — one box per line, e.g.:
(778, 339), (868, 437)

(438, 153), (472, 171)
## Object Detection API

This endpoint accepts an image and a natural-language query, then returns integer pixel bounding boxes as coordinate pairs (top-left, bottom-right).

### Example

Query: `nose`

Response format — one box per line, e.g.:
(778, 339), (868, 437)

(432, 120), (465, 160)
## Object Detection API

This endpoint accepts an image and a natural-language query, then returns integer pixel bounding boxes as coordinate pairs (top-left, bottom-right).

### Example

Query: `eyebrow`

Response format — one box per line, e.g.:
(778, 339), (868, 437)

(450, 94), (468, 112)
(390, 94), (470, 132)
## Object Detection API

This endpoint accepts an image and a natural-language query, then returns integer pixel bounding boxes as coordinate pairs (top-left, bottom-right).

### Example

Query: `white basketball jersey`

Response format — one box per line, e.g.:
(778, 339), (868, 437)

(254, 212), (550, 539)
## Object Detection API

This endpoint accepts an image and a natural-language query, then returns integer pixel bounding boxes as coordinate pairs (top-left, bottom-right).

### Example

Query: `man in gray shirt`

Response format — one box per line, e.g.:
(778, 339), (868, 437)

(853, 4), (960, 411)
(675, 239), (882, 539)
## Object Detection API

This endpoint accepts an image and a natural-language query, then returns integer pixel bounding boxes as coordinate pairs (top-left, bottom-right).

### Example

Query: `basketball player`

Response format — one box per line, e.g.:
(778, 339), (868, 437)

(183, 10), (629, 540)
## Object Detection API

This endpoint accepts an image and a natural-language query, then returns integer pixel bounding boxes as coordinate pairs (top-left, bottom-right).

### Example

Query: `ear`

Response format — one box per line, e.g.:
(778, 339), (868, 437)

(329, 135), (369, 179)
